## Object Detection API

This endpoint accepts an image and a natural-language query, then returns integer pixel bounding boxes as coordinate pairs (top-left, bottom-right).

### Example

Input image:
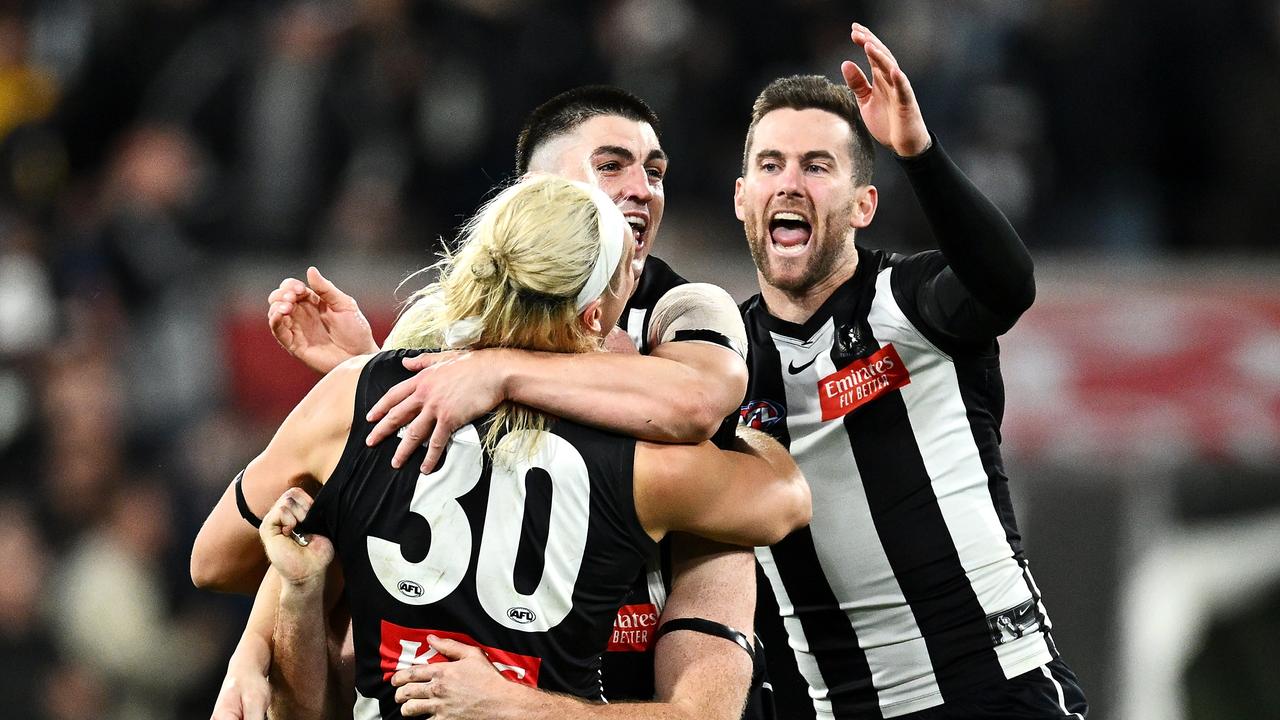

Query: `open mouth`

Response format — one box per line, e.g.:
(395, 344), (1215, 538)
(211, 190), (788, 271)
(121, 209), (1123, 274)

(769, 211), (812, 256)
(626, 215), (648, 252)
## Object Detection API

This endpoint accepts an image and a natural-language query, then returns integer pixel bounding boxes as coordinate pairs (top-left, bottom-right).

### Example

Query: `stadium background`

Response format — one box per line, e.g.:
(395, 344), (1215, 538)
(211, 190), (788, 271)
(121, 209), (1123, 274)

(1, 0), (1278, 718)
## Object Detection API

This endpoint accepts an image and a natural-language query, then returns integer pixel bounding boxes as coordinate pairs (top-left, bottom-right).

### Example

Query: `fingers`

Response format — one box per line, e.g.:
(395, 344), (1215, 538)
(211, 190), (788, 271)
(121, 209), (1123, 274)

(418, 421), (455, 474)
(262, 487), (313, 540)
(365, 375), (418, 425)
(402, 351), (455, 372)
(400, 697), (439, 717)
(308, 266), (357, 310)
(397, 412), (446, 473)
(365, 383), (427, 461)
(391, 662), (445, 688)
(864, 43), (894, 95)
(851, 23), (900, 68)
(427, 635), (482, 661)
(841, 60), (872, 101)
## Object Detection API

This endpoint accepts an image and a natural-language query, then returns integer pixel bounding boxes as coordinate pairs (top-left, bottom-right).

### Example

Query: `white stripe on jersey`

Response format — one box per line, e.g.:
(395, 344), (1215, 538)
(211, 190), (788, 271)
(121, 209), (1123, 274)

(756, 545), (836, 719)
(1040, 665), (1085, 719)
(767, 317), (942, 718)
(870, 268), (1053, 679)
(645, 549), (667, 613)
(625, 308), (647, 352)
(354, 688), (379, 719)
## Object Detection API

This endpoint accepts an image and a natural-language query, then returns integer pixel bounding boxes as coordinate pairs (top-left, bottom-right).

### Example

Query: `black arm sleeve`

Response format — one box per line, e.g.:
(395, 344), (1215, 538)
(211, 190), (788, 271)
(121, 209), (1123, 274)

(895, 134), (1035, 341)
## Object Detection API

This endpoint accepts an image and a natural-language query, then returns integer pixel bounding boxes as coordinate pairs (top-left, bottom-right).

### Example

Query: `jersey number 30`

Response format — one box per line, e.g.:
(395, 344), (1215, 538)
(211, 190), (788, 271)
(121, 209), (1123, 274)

(367, 425), (590, 633)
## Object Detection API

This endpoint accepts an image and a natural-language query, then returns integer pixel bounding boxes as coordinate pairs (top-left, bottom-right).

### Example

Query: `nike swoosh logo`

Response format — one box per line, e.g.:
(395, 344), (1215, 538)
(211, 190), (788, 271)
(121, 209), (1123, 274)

(787, 355), (819, 374)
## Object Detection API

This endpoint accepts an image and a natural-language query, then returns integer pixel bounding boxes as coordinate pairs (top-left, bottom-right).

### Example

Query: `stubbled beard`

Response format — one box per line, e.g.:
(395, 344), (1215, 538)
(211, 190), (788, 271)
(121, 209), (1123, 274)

(744, 206), (851, 295)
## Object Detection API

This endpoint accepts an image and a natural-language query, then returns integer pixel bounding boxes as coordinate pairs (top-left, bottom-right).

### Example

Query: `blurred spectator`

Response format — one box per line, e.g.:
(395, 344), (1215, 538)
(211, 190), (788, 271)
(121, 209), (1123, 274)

(48, 478), (220, 720)
(0, 499), (60, 720)
(0, 12), (59, 143)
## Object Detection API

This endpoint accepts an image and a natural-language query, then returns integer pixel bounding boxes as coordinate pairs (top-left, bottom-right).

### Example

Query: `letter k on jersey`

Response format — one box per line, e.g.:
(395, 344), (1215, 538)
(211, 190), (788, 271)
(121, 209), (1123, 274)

(379, 619), (542, 686)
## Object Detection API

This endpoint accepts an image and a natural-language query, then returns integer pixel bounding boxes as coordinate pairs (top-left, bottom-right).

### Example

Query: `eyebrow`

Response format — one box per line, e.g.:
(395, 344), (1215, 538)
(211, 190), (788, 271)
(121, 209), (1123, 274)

(753, 149), (838, 164)
(592, 145), (668, 164)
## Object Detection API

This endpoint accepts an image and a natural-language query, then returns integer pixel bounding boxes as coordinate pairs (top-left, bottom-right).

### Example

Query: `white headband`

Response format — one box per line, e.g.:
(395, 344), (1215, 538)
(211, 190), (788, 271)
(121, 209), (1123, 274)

(572, 181), (628, 311)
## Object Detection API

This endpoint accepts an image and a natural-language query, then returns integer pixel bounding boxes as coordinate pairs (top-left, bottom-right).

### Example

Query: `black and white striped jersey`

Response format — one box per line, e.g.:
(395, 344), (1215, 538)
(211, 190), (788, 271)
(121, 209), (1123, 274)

(740, 245), (1056, 719)
(619, 255), (687, 354)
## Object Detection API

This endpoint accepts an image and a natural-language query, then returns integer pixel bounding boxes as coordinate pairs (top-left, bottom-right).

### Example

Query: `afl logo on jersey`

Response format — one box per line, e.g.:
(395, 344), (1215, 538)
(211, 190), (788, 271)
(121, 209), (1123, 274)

(740, 399), (785, 430)
(397, 580), (424, 598)
(507, 607), (536, 624)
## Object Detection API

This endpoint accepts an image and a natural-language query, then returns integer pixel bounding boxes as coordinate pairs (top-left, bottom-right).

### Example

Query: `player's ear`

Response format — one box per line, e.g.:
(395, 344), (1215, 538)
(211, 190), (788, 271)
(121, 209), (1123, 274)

(849, 184), (877, 229)
(733, 177), (747, 221)
(579, 298), (605, 334)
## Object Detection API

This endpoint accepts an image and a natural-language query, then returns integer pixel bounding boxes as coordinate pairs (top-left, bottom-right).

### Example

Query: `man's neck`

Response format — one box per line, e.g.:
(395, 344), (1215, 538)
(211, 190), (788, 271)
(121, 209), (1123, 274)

(758, 246), (860, 325)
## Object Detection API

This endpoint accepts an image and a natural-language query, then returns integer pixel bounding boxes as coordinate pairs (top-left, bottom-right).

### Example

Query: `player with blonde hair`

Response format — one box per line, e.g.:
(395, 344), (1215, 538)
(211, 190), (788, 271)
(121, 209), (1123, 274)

(192, 174), (809, 719)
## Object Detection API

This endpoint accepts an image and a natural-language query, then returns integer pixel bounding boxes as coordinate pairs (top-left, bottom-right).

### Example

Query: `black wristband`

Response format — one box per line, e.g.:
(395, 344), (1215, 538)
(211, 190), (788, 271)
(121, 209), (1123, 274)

(234, 470), (263, 529)
(669, 329), (747, 360)
(654, 617), (754, 659)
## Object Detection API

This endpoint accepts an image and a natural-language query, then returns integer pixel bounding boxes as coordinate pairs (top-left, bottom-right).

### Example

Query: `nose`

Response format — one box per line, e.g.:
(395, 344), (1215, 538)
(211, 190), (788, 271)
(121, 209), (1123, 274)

(775, 163), (803, 198)
(617, 164), (653, 205)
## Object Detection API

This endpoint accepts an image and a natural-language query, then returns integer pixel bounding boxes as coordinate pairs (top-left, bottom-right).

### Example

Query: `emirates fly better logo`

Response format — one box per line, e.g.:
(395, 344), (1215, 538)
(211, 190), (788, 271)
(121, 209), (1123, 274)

(818, 344), (911, 420)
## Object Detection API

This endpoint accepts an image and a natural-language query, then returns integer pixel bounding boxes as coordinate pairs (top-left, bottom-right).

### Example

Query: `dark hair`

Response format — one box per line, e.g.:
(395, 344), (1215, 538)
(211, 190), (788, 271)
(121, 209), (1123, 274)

(742, 75), (875, 185)
(515, 85), (662, 173)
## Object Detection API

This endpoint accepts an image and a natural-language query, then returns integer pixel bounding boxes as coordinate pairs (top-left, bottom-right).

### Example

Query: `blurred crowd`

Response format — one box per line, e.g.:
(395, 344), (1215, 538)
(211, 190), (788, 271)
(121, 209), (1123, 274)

(1, 0), (1277, 718)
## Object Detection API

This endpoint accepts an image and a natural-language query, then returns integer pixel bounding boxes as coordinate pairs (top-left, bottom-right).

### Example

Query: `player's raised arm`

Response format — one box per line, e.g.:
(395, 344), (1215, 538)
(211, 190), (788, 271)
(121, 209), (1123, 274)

(364, 282), (749, 474)
(189, 354), (367, 593)
(844, 22), (1035, 340)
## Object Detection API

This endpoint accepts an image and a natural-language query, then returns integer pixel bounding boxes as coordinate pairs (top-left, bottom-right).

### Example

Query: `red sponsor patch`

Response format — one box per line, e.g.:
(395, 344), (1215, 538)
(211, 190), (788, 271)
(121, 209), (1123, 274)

(606, 603), (659, 652)
(818, 344), (911, 421)
(379, 619), (541, 686)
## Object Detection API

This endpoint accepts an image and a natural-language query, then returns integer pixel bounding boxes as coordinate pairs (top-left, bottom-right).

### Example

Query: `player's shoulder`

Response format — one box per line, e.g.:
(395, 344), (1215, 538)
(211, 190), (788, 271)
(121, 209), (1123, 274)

(882, 248), (946, 282)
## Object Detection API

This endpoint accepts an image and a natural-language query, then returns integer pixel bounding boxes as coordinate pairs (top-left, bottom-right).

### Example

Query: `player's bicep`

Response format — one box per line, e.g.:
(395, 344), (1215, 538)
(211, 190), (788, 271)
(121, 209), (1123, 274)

(647, 283), (749, 416)
(191, 356), (364, 591)
(649, 341), (748, 414)
(664, 535), (755, 634)
(635, 442), (790, 547)
(653, 621), (753, 720)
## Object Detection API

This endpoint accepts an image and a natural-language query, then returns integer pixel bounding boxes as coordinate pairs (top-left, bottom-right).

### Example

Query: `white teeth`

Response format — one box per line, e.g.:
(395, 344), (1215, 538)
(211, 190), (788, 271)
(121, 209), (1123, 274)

(626, 217), (647, 231)
(772, 211), (805, 222)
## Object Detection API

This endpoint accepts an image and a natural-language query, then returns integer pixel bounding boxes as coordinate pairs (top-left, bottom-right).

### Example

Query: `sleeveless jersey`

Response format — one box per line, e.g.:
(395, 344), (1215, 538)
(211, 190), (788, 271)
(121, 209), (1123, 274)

(612, 256), (774, 720)
(302, 350), (658, 719)
(741, 246), (1057, 719)
(600, 255), (688, 700)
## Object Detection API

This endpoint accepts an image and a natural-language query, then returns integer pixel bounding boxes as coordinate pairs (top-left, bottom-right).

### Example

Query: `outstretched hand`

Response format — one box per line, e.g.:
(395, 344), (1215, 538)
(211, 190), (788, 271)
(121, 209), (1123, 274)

(840, 22), (931, 158)
(268, 266), (380, 374)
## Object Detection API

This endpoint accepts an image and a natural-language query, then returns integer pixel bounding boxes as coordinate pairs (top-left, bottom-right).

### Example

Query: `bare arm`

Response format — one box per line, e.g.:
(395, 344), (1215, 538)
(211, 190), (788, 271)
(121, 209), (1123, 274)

(364, 282), (750, 473)
(190, 355), (367, 592)
(504, 342), (746, 442)
(651, 535), (756, 720)
(208, 573), (277, 719)
(635, 426), (810, 547)
(365, 342), (746, 473)
(260, 489), (344, 720)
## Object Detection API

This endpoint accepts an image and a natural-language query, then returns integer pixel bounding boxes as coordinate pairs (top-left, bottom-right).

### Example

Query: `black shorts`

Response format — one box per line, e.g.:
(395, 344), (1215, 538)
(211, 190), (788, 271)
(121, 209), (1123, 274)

(898, 658), (1087, 720)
